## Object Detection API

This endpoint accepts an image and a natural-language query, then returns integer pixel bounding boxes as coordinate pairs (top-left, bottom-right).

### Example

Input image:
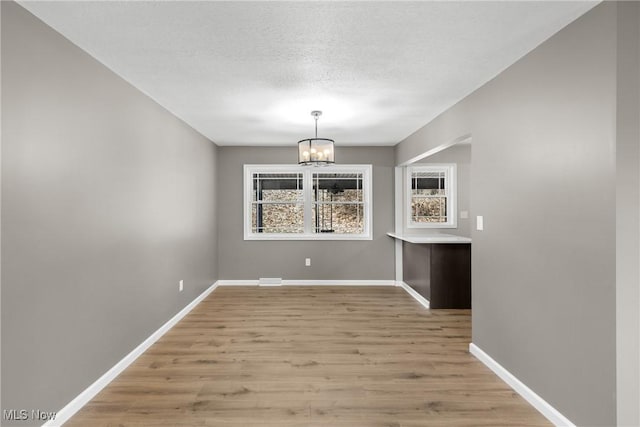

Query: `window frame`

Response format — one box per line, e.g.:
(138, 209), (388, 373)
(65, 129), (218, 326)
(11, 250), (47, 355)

(244, 164), (373, 241)
(406, 163), (457, 229)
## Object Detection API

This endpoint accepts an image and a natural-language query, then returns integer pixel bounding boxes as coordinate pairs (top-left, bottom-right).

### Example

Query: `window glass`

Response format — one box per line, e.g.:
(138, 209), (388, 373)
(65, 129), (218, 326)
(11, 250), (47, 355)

(251, 173), (304, 233)
(313, 173), (364, 234)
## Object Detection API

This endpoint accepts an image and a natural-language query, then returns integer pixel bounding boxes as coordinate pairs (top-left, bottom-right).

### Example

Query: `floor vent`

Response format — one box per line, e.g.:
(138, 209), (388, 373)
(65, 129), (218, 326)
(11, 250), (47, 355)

(258, 277), (282, 286)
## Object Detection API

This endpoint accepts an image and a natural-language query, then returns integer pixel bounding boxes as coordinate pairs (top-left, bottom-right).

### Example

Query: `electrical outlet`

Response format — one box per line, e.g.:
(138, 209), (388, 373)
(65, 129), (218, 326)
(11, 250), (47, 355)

(305, 258), (311, 267)
(179, 280), (184, 292)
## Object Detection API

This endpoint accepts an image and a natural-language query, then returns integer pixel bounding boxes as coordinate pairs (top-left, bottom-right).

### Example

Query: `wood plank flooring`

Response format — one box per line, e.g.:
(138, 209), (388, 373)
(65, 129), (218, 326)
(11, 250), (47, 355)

(66, 286), (550, 426)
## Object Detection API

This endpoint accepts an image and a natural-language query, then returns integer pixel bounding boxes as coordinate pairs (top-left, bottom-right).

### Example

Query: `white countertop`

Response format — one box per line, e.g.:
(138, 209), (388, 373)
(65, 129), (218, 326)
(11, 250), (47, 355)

(387, 232), (472, 244)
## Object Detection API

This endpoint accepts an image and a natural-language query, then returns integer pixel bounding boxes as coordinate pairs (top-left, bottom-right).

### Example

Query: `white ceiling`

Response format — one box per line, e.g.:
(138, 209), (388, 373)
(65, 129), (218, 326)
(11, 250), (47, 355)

(19, 1), (598, 146)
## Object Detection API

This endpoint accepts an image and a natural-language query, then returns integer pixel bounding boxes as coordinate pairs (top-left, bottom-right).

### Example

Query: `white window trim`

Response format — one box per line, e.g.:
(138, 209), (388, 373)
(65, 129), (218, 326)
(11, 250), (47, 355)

(406, 163), (457, 229)
(244, 164), (373, 241)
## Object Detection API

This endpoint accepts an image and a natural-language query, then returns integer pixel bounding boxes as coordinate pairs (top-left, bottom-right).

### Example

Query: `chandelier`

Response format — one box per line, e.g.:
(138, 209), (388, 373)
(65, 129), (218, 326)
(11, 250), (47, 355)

(298, 110), (335, 166)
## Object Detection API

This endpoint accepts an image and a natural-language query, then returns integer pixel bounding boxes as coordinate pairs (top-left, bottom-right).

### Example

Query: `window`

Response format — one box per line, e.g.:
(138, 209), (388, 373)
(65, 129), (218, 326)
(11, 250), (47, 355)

(406, 164), (456, 228)
(244, 164), (372, 240)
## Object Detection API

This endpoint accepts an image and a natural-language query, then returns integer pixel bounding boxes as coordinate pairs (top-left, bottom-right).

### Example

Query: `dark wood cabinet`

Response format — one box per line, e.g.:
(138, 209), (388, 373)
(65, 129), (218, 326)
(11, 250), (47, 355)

(402, 241), (471, 309)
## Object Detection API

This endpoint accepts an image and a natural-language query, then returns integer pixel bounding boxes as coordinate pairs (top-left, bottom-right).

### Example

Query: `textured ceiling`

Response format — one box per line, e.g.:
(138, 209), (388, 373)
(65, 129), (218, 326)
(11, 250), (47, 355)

(19, 1), (598, 146)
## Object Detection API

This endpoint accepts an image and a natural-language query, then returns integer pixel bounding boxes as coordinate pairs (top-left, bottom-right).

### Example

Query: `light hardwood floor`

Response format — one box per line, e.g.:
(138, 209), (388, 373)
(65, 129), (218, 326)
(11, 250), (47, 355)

(66, 286), (550, 426)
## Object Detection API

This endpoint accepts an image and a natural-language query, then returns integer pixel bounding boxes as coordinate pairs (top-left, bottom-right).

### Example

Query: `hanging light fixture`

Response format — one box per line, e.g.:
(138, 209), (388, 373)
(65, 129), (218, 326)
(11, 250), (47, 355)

(298, 110), (335, 166)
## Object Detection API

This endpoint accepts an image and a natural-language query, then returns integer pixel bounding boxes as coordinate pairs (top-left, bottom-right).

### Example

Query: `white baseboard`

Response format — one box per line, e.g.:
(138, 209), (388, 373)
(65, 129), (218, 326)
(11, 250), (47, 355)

(469, 343), (575, 427)
(218, 279), (397, 286)
(396, 281), (430, 309)
(283, 280), (396, 286)
(43, 281), (220, 427)
(217, 280), (259, 286)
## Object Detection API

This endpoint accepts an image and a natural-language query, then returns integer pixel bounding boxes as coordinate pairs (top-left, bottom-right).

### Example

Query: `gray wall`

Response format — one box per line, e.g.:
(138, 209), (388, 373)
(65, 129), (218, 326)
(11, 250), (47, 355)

(217, 146), (395, 281)
(395, 3), (619, 425)
(1, 3), (218, 424)
(406, 144), (471, 238)
(616, 2), (640, 426)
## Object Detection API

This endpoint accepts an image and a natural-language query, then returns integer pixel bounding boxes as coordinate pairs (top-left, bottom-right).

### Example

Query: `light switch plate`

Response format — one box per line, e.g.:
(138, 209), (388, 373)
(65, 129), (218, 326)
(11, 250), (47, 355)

(460, 210), (469, 219)
(476, 216), (484, 231)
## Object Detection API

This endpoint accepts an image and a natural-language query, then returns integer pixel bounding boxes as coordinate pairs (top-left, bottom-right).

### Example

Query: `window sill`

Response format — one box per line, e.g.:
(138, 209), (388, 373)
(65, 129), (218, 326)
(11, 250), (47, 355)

(244, 233), (373, 241)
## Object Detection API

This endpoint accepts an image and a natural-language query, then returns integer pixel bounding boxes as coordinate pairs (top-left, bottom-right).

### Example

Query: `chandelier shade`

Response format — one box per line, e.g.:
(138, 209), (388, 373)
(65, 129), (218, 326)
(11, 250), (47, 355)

(298, 111), (335, 166)
(298, 138), (335, 165)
